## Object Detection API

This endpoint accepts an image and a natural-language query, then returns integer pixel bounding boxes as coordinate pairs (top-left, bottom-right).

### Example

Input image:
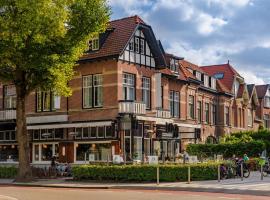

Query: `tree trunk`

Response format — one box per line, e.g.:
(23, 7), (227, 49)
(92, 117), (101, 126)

(15, 86), (32, 182)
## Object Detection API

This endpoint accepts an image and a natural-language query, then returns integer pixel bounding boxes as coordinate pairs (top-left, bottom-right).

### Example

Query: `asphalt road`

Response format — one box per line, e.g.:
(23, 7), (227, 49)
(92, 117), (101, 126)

(0, 186), (269, 200)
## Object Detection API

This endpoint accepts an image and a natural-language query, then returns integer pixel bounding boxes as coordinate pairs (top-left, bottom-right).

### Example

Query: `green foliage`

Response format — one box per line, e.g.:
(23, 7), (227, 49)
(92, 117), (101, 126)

(72, 163), (219, 182)
(0, 0), (110, 95)
(187, 140), (266, 158)
(0, 166), (17, 178)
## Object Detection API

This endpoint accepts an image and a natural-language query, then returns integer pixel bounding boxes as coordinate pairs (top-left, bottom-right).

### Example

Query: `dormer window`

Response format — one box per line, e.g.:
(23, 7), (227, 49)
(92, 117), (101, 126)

(214, 73), (224, 79)
(169, 58), (179, 73)
(89, 37), (99, 51)
(196, 72), (201, 81)
(204, 75), (209, 87)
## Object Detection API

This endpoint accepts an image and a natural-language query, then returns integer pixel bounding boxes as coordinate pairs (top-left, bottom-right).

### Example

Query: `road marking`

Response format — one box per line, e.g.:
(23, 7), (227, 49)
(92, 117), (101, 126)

(218, 197), (240, 200)
(0, 195), (18, 200)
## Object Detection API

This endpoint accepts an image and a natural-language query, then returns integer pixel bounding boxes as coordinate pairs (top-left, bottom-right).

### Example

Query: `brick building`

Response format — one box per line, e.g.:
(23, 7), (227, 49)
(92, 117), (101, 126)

(0, 15), (263, 164)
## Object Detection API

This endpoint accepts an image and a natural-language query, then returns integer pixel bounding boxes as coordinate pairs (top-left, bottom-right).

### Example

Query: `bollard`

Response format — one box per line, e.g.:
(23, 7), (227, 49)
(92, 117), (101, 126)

(241, 163), (243, 181)
(218, 164), (220, 182)
(261, 164), (264, 181)
(157, 165), (160, 185)
(187, 166), (191, 184)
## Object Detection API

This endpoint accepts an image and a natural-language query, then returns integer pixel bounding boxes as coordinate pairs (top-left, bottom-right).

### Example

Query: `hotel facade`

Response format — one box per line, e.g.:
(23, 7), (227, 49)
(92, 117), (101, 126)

(0, 16), (266, 164)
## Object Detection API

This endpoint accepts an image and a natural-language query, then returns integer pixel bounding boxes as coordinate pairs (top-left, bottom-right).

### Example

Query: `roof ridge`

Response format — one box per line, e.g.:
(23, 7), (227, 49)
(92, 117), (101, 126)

(110, 15), (145, 24)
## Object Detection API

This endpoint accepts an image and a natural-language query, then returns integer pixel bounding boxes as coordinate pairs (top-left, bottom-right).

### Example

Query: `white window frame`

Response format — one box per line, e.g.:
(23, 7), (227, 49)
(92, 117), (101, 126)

(123, 73), (135, 101)
(142, 77), (151, 109)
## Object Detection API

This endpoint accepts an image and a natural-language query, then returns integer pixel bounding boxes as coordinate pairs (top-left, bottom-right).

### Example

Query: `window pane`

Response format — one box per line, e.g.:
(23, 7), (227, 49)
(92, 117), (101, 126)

(105, 126), (113, 138)
(97, 126), (105, 138)
(41, 144), (53, 161)
(82, 127), (89, 138)
(75, 128), (82, 139)
(0, 132), (4, 140)
(83, 76), (93, 108)
(37, 91), (42, 111)
(34, 144), (39, 162)
(54, 129), (64, 139)
(90, 127), (97, 137)
(43, 91), (51, 111)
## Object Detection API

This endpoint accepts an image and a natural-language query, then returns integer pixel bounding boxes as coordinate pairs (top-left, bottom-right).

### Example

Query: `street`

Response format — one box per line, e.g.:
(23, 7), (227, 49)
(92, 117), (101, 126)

(0, 187), (269, 200)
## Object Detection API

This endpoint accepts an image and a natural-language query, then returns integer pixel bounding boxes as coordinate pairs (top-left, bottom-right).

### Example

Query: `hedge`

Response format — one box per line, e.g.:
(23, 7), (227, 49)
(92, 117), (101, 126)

(187, 140), (266, 158)
(72, 163), (219, 182)
(0, 166), (17, 178)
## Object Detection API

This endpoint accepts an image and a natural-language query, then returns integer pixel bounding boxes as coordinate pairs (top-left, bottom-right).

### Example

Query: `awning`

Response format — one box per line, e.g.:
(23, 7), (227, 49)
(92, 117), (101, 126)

(27, 121), (113, 130)
(136, 116), (201, 128)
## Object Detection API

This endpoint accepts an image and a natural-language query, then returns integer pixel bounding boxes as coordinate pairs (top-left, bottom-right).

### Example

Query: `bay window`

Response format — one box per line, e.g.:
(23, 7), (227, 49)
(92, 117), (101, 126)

(248, 109), (253, 127)
(83, 74), (103, 108)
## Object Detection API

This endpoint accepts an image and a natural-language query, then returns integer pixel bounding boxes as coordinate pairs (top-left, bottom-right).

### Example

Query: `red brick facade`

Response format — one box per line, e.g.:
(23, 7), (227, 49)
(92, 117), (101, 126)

(0, 15), (264, 164)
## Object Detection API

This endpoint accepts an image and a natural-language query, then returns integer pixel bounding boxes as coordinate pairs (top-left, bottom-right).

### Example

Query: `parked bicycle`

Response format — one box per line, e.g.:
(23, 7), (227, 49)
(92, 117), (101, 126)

(220, 158), (250, 179)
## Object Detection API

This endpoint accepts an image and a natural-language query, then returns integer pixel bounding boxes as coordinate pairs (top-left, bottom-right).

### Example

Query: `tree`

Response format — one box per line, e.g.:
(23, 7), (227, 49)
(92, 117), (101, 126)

(0, 0), (110, 181)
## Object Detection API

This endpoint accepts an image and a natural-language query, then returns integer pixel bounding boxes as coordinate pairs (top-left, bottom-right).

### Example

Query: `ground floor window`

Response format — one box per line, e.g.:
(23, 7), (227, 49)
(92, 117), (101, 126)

(0, 144), (18, 162)
(144, 138), (151, 156)
(33, 143), (59, 163)
(75, 142), (112, 162)
(133, 137), (142, 160)
(153, 140), (179, 161)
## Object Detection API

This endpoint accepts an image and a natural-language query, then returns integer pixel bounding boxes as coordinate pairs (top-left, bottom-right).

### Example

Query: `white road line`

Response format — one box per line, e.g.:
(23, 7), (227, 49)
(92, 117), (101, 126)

(0, 195), (18, 200)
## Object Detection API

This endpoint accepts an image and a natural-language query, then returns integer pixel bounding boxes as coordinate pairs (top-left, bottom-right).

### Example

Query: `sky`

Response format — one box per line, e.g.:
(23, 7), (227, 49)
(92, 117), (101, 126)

(109, 0), (270, 85)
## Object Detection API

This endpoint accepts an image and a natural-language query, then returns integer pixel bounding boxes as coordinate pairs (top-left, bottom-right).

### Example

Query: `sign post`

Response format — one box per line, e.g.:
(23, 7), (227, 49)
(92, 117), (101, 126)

(148, 156), (159, 185)
(187, 166), (191, 184)
(218, 164), (220, 182)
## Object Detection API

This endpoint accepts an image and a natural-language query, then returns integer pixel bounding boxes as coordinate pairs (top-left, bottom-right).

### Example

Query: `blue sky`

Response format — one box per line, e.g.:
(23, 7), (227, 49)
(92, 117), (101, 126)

(109, 0), (270, 85)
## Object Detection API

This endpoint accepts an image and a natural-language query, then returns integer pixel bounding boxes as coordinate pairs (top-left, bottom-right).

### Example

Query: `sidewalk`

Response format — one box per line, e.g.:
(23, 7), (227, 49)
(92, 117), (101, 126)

(1, 172), (270, 196)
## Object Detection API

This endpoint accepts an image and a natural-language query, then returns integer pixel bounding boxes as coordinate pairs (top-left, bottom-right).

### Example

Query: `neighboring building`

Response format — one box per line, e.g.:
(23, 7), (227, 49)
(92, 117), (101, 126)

(201, 63), (259, 134)
(255, 84), (270, 129)
(0, 15), (264, 164)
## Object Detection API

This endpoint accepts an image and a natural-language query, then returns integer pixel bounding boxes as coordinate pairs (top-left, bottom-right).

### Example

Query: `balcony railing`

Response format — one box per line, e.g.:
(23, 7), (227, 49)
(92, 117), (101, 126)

(156, 108), (171, 119)
(119, 101), (146, 115)
(0, 110), (16, 121)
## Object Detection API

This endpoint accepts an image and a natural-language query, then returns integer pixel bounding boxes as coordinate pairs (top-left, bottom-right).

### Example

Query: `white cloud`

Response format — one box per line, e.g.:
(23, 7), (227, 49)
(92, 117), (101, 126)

(238, 70), (265, 85)
(206, 0), (253, 8)
(196, 13), (227, 35)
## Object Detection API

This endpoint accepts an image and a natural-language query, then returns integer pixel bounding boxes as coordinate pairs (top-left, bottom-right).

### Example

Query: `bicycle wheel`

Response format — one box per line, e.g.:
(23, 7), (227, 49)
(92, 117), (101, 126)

(243, 168), (250, 178)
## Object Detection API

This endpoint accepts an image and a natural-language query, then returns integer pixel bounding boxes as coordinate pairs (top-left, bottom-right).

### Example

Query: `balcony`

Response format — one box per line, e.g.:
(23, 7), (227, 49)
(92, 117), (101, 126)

(0, 110), (16, 121)
(156, 108), (171, 119)
(119, 101), (146, 115)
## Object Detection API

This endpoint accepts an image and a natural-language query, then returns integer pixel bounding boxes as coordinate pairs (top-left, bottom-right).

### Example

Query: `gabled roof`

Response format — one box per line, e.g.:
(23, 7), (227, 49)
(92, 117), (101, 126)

(80, 15), (166, 67)
(201, 63), (243, 92)
(247, 84), (259, 106)
(247, 84), (255, 98)
(81, 16), (139, 61)
(256, 85), (269, 99)
(181, 60), (205, 74)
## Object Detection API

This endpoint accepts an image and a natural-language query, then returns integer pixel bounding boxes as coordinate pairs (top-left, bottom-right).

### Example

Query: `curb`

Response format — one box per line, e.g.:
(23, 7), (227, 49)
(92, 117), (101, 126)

(1, 183), (270, 196)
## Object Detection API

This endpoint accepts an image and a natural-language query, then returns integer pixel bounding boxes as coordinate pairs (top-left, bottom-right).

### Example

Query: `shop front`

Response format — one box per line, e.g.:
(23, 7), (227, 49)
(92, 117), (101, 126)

(154, 123), (180, 161)
(0, 122), (17, 163)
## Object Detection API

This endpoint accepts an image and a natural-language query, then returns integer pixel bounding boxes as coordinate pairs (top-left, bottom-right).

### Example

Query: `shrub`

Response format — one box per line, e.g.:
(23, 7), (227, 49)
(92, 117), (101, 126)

(0, 166), (17, 178)
(72, 163), (219, 182)
(187, 140), (266, 158)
